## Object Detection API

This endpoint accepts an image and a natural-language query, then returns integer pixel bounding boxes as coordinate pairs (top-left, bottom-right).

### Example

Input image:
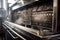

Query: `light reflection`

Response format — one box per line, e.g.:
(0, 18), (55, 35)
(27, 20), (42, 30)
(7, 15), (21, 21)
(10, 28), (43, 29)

(8, 0), (17, 7)
(52, 14), (54, 16)
(3, 0), (6, 10)
(12, 5), (20, 10)
(17, 0), (24, 5)
(49, 14), (51, 15)
(20, 0), (24, 5)
(46, 14), (49, 15)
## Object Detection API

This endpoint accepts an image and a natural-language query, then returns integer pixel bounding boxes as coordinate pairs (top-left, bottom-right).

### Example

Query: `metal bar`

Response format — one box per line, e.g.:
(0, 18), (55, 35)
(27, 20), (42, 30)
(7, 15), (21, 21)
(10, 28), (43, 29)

(3, 21), (60, 39)
(3, 23), (26, 40)
(4, 21), (40, 36)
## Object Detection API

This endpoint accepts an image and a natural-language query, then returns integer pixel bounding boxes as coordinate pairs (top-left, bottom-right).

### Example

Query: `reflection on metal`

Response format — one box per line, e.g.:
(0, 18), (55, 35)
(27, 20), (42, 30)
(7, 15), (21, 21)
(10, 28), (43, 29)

(18, 0), (24, 5)
(52, 0), (58, 33)
(12, 0), (38, 10)
(4, 21), (40, 36)
(3, 23), (26, 40)
(0, 0), (3, 8)
(3, 21), (42, 40)
(8, 0), (17, 7)
(12, 5), (20, 10)
(3, 21), (60, 39)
